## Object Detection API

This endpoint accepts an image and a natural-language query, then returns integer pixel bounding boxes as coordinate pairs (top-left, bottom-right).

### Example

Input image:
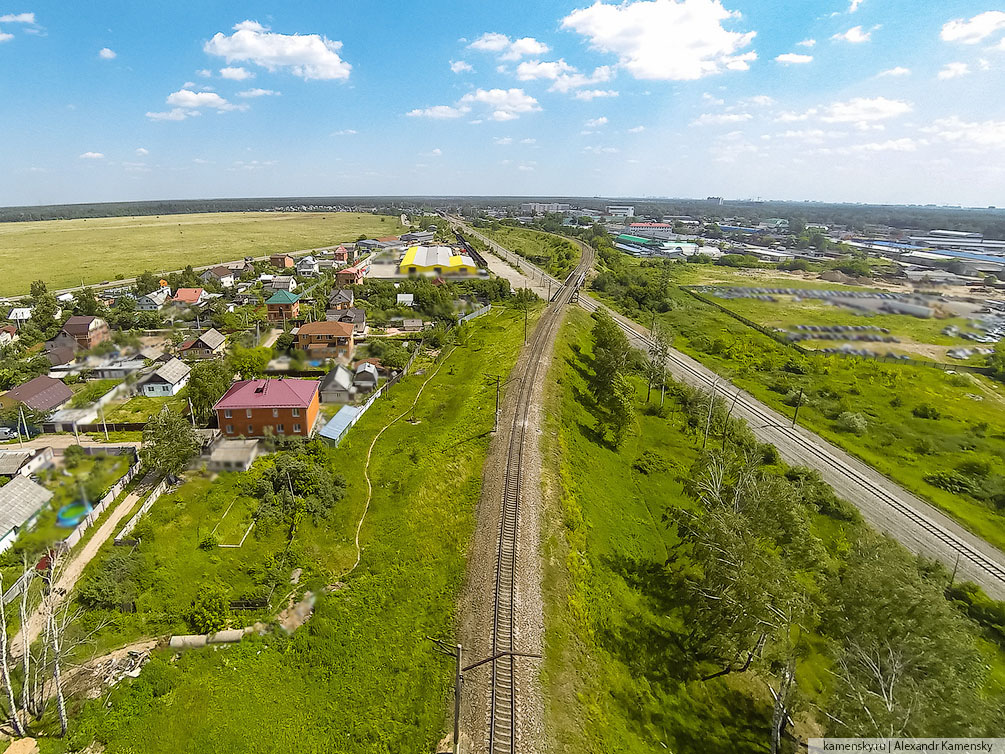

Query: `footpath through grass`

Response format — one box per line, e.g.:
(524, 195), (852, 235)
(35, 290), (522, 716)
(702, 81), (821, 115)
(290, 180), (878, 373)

(475, 224), (581, 279)
(540, 306), (1005, 752)
(0, 211), (405, 295)
(39, 305), (539, 754)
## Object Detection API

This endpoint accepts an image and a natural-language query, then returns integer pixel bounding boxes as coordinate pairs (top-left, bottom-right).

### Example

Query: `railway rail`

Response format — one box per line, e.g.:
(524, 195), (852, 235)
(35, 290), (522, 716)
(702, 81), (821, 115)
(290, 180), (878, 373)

(486, 248), (594, 754)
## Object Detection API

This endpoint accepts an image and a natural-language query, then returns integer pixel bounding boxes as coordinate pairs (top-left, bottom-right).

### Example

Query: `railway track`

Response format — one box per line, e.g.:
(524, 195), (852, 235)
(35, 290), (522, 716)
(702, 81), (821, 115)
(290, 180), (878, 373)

(487, 247), (595, 754)
(457, 220), (1005, 596)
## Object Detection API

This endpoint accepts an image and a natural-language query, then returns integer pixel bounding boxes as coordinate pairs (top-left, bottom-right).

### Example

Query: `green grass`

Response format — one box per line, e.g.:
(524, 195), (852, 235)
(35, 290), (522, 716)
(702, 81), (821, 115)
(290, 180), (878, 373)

(69, 379), (122, 408)
(476, 225), (581, 278)
(37, 305), (540, 753)
(591, 266), (1005, 552)
(0, 212), (406, 296)
(103, 394), (187, 423)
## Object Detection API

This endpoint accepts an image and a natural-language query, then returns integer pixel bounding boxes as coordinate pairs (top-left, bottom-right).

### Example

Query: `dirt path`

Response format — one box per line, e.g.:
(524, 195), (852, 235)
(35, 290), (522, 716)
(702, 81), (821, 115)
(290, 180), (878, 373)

(346, 345), (458, 576)
(11, 473), (157, 659)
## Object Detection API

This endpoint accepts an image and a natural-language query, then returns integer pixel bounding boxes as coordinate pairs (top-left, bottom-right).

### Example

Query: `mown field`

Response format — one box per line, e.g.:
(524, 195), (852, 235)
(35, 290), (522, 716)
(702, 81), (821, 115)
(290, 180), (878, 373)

(590, 258), (1005, 552)
(0, 212), (405, 296)
(31, 305), (539, 754)
(540, 307), (1005, 752)
(475, 224), (581, 279)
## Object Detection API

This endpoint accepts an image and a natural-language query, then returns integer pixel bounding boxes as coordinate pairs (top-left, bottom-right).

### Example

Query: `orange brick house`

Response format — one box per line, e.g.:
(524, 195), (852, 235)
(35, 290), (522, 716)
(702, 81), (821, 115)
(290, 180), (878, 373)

(292, 321), (354, 361)
(213, 378), (320, 439)
(265, 290), (301, 323)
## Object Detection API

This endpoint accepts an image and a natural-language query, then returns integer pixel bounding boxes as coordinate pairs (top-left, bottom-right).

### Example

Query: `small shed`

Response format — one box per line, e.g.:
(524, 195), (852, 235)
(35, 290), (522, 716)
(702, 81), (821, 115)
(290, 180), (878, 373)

(320, 365), (354, 403)
(353, 362), (379, 392)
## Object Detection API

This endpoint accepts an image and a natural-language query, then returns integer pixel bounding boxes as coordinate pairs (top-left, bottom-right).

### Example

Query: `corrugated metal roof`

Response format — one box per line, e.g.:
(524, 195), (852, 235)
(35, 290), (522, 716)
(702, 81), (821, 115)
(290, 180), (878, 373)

(214, 378), (320, 410)
(151, 357), (191, 385)
(319, 405), (359, 443)
(0, 475), (53, 536)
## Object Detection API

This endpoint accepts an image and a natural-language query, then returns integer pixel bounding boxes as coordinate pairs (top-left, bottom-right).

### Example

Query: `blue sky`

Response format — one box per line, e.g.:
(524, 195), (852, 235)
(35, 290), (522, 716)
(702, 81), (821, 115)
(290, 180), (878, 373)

(3, 0), (1005, 207)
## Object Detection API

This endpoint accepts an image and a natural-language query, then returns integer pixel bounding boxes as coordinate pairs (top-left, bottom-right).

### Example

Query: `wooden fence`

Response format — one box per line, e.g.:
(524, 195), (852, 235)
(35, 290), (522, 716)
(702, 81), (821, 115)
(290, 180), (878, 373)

(114, 477), (169, 544)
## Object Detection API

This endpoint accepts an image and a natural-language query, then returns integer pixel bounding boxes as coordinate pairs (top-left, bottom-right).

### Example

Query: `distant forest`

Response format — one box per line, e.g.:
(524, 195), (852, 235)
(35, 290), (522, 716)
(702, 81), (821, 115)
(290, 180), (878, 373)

(3, 195), (1005, 239)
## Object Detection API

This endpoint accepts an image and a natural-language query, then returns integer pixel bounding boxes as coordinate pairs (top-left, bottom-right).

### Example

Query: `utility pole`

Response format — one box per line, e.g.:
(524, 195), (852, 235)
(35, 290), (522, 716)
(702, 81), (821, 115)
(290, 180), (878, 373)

(100, 406), (109, 442)
(791, 388), (803, 428)
(523, 303), (528, 344)
(188, 397), (197, 427)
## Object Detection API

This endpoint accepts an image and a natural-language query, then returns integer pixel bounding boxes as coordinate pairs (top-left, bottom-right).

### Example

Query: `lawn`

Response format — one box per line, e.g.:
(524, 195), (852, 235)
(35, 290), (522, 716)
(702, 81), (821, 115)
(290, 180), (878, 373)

(0, 212), (406, 296)
(590, 261), (1005, 552)
(476, 224), (581, 278)
(540, 307), (1005, 752)
(36, 305), (540, 753)
(103, 393), (188, 423)
(69, 379), (122, 408)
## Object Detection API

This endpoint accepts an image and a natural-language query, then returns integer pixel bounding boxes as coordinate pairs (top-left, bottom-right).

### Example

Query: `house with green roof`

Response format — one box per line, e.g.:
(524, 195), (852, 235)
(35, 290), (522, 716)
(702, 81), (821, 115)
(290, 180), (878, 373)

(266, 290), (301, 323)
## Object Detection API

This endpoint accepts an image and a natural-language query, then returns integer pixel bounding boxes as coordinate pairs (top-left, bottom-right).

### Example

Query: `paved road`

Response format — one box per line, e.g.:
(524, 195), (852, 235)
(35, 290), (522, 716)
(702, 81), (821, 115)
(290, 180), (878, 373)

(452, 218), (1005, 600)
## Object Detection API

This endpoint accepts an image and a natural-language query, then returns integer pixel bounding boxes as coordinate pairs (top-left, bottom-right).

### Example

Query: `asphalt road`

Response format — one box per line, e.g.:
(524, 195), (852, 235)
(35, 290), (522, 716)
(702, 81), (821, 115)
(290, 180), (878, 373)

(452, 217), (1005, 599)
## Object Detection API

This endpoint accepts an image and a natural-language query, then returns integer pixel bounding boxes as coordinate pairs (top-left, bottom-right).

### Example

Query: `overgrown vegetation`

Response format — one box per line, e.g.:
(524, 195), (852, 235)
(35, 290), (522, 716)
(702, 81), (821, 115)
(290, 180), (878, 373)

(474, 222), (581, 278)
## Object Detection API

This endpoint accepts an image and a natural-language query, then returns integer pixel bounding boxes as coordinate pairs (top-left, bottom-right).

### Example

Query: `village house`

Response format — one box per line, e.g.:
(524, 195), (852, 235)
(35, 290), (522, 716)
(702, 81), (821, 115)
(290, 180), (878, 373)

(60, 315), (110, 350)
(213, 378), (321, 439)
(0, 326), (18, 348)
(265, 290), (300, 323)
(336, 262), (367, 287)
(292, 321), (354, 361)
(328, 289), (354, 311)
(295, 256), (320, 278)
(0, 476), (54, 554)
(266, 275), (298, 294)
(135, 287), (171, 311)
(332, 245), (356, 265)
(178, 328), (227, 359)
(319, 364), (354, 403)
(200, 266), (236, 288)
(0, 375), (73, 413)
(141, 357), (191, 397)
(270, 254), (294, 269)
(171, 288), (207, 307)
(6, 307), (33, 330)
(328, 307), (366, 336)
(353, 362), (380, 393)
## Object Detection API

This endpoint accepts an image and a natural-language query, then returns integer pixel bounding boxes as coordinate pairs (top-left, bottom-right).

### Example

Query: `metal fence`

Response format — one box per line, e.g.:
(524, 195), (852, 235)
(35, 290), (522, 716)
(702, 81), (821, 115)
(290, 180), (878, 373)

(457, 303), (492, 325)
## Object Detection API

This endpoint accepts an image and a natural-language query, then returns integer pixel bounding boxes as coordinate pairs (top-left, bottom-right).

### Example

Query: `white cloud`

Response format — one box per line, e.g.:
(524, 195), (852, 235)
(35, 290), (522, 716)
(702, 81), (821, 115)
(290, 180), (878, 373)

(832, 25), (871, 43)
(796, 38), (816, 47)
(941, 11), (1005, 44)
(493, 136), (513, 145)
(585, 116), (608, 128)
(197, 68), (212, 77)
(628, 125), (645, 132)
(743, 95), (775, 106)
(79, 152), (105, 159)
(450, 60), (473, 73)
(238, 88), (280, 97)
(583, 145), (619, 154)
(846, 138), (919, 153)
(772, 128), (846, 144)
(561, 0), (757, 81)
(166, 89), (244, 111)
(146, 108), (199, 121)
(775, 53), (813, 64)
(220, 66), (254, 80)
(877, 66), (910, 77)
(0, 12), (34, 23)
(431, 148), (442, 156)
(135, 147), (149, 156)
(331, 128), (357, 135)
(573, 89), (619, 100)
(820, 96), (911, 122)
(0, 32), (13, 43)
(924, 115), (1005, 149)
(515, 59), (575, 80)
(468, 32), (550, 61)
(457, 88), (541, 121)
(849, 0), (864, 12)
(204, 20), (351, 80)
(520, 137), (536, 144)
(407, 104), (470, 119)
(98, 47), (116, 60)
(937, 62), (970, 80)
(513, 59), (614, 93)
(518, 163), (535, 172)
(692, 111), (752, 126)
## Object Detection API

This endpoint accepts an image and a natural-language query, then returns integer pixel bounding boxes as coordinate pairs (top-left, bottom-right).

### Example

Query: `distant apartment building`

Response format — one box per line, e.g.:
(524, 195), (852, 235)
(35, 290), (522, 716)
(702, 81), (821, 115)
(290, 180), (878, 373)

(519, 202), (571, 213)
(706, 196), (724, 205)
(213, 378), (320, 439)
(606, 205), (635, 218)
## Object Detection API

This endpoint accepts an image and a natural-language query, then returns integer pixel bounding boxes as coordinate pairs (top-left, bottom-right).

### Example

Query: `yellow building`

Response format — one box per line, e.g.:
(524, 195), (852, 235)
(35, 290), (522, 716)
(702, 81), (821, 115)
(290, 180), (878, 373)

(399, 245), (478, 276)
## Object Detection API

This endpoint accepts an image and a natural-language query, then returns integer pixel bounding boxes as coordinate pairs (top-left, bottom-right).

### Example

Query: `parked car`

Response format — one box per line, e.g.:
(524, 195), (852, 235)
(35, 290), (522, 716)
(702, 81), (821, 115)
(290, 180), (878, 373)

(0, 427), (17, 440)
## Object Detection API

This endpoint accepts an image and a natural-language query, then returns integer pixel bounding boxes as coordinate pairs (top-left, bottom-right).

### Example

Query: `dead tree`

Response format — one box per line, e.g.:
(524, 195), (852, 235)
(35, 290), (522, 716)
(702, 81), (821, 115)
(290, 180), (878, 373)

(18, 555), (30, 717)
(0, 574), (25, 737)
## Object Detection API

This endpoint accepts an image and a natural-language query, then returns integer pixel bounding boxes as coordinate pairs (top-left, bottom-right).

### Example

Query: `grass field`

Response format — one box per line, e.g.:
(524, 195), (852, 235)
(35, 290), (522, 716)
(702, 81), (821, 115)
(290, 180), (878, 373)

(103, 394), (187, 423)
(34, 305), (539, 753)
(476, 225), (581, 278)
(540, 307), (1005, 752)
(0, 212), (405, 296)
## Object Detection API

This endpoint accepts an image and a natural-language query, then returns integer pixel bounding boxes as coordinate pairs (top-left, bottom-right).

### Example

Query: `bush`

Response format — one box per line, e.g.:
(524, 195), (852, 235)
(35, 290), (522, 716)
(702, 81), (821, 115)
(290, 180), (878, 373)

(957, 458), (992, 478)
(632, 451), (671, 475)
(187, 585), (231, 633)
(63, 443), (86, 469)
(947, 581), (1005, 644)
(912, 404), (941, 420)
(924, 471), (977, 496)
(913, 438), (937, 455)
(199, 532), (221, 550)
(835, 411), (868, 435)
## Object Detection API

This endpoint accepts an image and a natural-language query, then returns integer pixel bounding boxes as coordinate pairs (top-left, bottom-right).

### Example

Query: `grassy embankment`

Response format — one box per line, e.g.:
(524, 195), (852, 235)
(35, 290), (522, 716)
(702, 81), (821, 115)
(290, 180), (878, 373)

(540, 306), (1005, 752)
(0, 212), (405, 296)
(32, 305), (540, 754)
(590, 260), (1005, 552)
(476, 225), (581, 279)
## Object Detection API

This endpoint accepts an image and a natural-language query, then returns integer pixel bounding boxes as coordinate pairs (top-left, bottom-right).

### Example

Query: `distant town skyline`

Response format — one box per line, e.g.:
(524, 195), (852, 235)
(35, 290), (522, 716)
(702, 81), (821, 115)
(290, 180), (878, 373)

(3, 1), (1005, 207)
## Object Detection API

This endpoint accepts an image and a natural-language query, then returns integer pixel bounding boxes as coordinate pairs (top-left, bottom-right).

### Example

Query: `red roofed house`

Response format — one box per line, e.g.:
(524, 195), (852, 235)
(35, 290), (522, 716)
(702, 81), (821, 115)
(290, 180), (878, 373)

(336, 263), (367, 287)
(213, 378), (320, 439)
(60, 315), (110, 350)
(332, 245), (355, 265)
(172, 288), (207, 306)
(292, 321), (354, 361)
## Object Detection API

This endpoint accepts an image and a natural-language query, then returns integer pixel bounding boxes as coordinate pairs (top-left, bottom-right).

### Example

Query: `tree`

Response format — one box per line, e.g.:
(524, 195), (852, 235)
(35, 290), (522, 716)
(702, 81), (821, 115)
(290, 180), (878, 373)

(187, 585), (231, 633)
(73, 287), (102, 316)
(607, 373), (636, 448)
(987, 340), (1005, 383)
(141, 408), (198, 479)
(254, 442), (345, 529)
(229, 345), (272, 379)
(187, 359), (233, 420)
(645, 319), (671, 403)
(590, 309), (631, 398)
(133, 271), (161, 296)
